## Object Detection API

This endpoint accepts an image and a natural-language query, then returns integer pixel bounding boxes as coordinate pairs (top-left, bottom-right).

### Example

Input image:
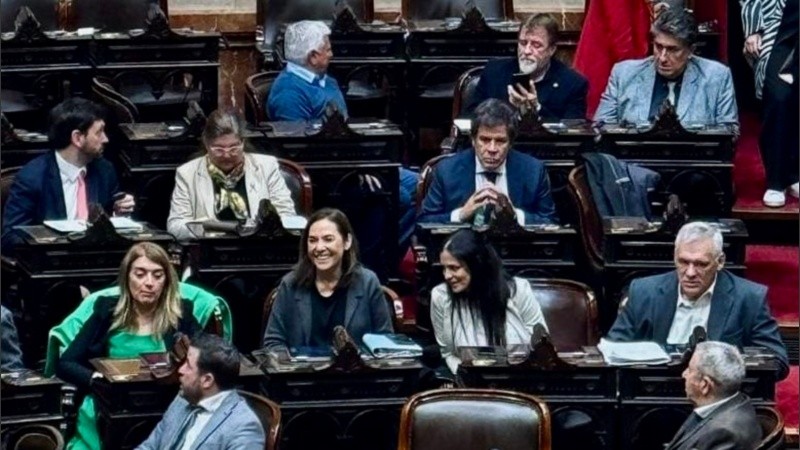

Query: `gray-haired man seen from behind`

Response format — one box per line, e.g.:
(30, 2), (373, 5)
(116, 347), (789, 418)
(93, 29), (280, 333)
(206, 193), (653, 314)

(607, 221), (789, 379)
(665, 341), (760, 449)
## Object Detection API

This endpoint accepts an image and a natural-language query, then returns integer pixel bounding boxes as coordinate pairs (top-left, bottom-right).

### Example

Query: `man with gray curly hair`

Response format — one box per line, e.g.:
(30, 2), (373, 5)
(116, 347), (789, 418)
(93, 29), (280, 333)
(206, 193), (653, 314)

(607, 221), (788, 379)
(267, 20), (347, 121)
(665, 341), (760, 449)
(594, 8), (739, 133)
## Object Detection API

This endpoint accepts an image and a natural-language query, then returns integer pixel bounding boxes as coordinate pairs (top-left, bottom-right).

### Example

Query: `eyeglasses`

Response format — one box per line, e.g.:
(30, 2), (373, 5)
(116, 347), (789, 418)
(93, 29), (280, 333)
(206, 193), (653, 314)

(208, 142), (244, 156)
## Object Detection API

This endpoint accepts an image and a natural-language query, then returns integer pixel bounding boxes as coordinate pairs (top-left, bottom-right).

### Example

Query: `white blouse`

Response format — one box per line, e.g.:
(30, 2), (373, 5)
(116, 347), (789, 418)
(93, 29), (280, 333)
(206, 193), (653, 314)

(430, 277), (548, 374)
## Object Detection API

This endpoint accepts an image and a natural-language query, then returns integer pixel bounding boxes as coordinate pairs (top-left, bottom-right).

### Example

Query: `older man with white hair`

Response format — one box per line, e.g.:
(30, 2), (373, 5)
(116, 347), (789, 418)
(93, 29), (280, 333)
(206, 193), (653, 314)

(607, 221), (789, 379)
(665, 341), (760, 450)
(268, 20), (347, 121)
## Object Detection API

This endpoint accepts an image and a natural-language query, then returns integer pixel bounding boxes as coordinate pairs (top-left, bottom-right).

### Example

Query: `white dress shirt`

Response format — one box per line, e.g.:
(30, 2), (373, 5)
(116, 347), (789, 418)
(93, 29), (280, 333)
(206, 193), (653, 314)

(449, 157), (525, 225)
(55, 152), (86, 220)
(666, 277), (717, 345)
(179, 390), (232, 450)
(694, 393), (738, 418)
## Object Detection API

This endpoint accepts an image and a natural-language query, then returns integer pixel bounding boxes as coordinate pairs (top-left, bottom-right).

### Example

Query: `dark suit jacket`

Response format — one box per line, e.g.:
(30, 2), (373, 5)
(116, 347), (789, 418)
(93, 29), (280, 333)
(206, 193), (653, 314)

(418, 149), (558, 225)
(1, 152), (120, 253)
(262, 265), (393, 350)
(136, 391), (265, 450)
(466, 58), (589, 120)
(607, 270), (789, 379)
(56, 296), (200, 391)
(665, 393), (761, 450)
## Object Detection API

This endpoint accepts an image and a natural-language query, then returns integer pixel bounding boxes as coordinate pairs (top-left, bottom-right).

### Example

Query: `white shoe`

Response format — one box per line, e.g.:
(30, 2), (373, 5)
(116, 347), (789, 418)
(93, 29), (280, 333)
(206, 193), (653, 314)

(763, 189), (786, 207)
(788, 182), (799, 199)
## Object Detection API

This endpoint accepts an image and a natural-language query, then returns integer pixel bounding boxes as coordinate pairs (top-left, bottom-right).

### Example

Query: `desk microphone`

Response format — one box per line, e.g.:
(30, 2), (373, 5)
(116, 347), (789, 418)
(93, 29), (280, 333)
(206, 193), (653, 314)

(681, 326), (707, 365)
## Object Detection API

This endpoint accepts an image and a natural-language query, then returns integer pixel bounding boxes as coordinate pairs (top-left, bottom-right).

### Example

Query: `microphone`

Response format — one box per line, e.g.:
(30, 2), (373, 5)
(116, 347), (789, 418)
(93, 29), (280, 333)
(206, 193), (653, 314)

(688, 325), (707, 350)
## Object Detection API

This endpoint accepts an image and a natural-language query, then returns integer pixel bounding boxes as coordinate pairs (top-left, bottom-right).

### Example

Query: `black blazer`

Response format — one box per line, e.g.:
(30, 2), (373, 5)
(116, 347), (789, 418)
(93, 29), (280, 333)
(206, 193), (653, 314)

(56, 296), (200, 391)
(467, 57), (589, 120)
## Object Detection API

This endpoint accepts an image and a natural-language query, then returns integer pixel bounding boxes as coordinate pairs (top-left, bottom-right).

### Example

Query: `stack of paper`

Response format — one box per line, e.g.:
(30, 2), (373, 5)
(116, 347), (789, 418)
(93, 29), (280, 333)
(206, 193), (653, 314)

(597, 338), (671, 366)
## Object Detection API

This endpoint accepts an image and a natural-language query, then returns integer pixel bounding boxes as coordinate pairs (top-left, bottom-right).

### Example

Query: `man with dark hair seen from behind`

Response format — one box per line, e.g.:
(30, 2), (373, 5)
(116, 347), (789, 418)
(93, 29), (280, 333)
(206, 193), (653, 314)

(419, 98), (558, 225)
(665, 341), (760, 449)
(466, 13), (589, 120)
(1, 97), (135, 255)
(608, 221), (789, 380)
(136, 333), (265, 450)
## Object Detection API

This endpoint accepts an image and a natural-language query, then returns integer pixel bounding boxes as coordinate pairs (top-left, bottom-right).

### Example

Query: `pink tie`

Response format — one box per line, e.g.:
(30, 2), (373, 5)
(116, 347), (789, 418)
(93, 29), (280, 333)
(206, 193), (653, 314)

(76, 171), (88, 220)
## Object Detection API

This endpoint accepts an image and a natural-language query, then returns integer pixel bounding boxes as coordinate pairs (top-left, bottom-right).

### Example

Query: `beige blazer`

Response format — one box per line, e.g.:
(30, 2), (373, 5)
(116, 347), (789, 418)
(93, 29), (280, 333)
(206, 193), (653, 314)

(167, 153), (296, 240)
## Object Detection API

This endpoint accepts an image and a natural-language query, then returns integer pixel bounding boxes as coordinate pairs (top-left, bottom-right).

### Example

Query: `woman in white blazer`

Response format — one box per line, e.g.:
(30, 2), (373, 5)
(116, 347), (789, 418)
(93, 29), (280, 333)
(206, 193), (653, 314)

(430, 229), (548, 375)
(167, 109), (296, 240)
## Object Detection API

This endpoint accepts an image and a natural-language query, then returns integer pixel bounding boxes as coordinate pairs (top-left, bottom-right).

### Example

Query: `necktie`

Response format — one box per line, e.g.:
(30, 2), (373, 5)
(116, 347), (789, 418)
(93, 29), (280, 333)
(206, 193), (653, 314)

(667, 81), (677, 105)
(170, 405), (204, 450)
(76, 170), (88, 221)
(483, 171), (499, 185)
(672, 411), (703, 443)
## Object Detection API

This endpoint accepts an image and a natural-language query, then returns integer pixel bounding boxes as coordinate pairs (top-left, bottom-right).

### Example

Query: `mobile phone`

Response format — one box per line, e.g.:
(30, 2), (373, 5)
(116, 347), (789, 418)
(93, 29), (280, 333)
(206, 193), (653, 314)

(511, 72), (531, 90)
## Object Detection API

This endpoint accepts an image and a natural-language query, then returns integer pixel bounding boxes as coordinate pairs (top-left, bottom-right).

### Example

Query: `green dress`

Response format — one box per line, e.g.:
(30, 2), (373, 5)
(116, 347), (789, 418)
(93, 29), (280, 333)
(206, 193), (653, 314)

(67, 331), (165, 450)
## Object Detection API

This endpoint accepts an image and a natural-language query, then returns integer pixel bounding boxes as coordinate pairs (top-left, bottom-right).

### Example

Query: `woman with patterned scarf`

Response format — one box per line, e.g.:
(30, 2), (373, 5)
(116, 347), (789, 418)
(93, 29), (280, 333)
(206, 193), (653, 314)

(167, 109), (297, 240)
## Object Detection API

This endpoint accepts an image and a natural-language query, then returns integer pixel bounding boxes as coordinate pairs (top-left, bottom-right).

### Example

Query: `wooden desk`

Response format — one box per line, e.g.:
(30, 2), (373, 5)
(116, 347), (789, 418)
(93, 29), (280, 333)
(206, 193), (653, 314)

(459, 349), (780, 450)
(0, 371), (65, 432)
(12, 223), (174, 366)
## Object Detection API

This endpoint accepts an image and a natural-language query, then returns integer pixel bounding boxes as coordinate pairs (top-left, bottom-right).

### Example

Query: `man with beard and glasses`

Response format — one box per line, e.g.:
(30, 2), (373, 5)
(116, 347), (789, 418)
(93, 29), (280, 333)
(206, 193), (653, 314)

(1, 98), (135, 254)
(137, 333), (265, 450)
(465, 13), (589, 120)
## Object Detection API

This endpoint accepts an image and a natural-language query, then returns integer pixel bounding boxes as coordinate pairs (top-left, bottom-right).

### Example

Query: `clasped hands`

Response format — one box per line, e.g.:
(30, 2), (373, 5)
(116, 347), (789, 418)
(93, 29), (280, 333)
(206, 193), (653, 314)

(459, 185), (514, 222)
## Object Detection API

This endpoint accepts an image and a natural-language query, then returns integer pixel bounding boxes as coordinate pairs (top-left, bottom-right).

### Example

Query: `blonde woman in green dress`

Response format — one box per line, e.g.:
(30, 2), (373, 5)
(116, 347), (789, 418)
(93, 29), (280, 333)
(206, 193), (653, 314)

(57, 242), (201, 450)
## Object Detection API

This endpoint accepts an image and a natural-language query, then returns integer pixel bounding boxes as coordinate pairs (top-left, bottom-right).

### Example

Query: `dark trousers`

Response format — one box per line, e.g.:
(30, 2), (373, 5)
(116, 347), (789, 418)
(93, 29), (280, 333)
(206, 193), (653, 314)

(761, 0), (799, 190)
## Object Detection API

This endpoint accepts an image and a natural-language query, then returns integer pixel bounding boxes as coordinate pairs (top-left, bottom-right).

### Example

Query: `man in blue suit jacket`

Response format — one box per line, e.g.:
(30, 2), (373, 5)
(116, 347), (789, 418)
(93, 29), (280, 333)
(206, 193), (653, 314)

(607, 222), (789, 380)
(595, 9), (739, 134)
(419, 99), (557, 225)
(137, 334), (265, 450)
(1, 98), (134, 254)
(466, 14), (588, 120)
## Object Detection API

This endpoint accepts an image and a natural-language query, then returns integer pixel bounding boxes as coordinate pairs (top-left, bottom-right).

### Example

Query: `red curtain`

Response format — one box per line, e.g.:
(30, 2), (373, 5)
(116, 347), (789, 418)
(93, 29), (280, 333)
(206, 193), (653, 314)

(574, 0), (652, 118)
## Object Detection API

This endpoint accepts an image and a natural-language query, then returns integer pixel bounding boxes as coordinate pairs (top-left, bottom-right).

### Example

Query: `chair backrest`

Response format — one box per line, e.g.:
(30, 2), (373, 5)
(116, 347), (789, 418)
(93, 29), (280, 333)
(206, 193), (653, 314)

(1, 166), (21, 221)
(755, 406), (785, 450)
(72, 0), (166, 31)
(261, 287), (280, 342)
(525, 278), (599, 352)
(402, 0), (513, 21)
(452, 66), (483, 119)
(3, 424), (65, 450)
(398, 388), (551, 450)
(416, 153), (456, 212)
(44, 282), (233, 376)
(277, 158), (313, 216)
(566, 165), (604, 273)
(237, 390), (282, 450)
(2, 2), (59, 33)
(245, 71), (281, 126)
(91, 77), (140, 124)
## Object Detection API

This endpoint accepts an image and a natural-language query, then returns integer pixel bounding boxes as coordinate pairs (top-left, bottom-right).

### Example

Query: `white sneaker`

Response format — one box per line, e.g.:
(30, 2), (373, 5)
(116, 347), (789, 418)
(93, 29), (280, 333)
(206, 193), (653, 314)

(763, 189), (786, 207)
(788, 182), (799, 199)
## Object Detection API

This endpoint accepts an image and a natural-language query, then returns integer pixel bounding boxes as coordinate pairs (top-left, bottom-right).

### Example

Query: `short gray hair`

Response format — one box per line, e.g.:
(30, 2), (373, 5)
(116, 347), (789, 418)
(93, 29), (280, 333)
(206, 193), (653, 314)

(651, 7), (698, 48)
(284, 20), (331, 66)
(675, 221), (723, 258)
(693, 341), (746, 398)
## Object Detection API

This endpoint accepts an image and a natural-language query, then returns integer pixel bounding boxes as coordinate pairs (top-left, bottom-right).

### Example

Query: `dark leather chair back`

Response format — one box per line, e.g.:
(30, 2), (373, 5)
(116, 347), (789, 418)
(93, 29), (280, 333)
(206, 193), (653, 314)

(277, 158), (313, 216)
(416, 153), (455, 212)
(526, 278), (599, 352)
(755, 406), (785, 450)
(91, 77), (140, 124)
(260, 0), (373, 55)
(1, 166), (21, 221)
(452, 66), (483, 119)
(261, 287), (280, 341)
(237, 390), (282, 450)
(4, 424), (65, 450)
(566, 165), (604, 273)
(398, 388), (551, 450)
(402, 0), (513, 21)
(2, 1), (59, 33)
(73, 0), (166, 31)
(245, 71), (281, 126)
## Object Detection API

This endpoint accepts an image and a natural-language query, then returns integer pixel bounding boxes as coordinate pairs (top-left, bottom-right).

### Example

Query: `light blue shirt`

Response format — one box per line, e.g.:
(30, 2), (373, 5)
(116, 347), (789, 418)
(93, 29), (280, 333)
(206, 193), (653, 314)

(286, 62), (327, 87)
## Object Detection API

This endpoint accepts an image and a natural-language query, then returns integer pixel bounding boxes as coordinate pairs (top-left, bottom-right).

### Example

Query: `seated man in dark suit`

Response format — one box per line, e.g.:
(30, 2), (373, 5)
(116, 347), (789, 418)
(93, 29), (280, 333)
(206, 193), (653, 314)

(136, 333), (265, 450)
(466, 13), (589, 120)
(665, 341), (760, 450)
(1, 98), (135, 255)
(594, 8), (739, 133)
(419, 98), (558, 225)
(608, 221), (789, 379)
